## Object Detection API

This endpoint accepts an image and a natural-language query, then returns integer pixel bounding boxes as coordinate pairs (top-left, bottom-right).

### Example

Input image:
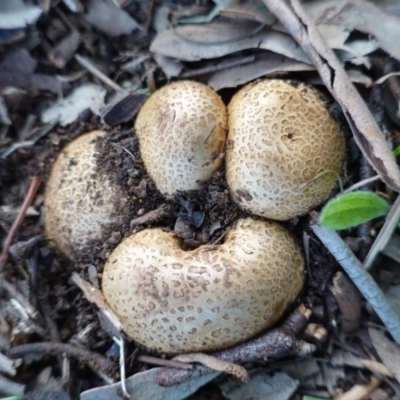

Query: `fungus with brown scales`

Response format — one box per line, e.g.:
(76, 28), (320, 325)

(43, 130), (131, 260)
(134, 80), (227, 197)
(102, 218), (304, 355)
(226, 79), (346, 221)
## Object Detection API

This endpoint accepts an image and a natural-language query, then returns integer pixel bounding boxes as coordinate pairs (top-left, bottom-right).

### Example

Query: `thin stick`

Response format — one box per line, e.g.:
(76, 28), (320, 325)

(70, 272), (122, 332)
(113, 336), (129, 399)
(137, 355), (194, 370)
(343, 175), (380, 194)
(311, 222), (400, 343)
(10, 342), (115, 376)
(363, 195), (400, 270)
(156, 305), (314, 386)
(0, 177), (42, 269)
(74, 54), (124, 93)
(337, 376), (381, 400)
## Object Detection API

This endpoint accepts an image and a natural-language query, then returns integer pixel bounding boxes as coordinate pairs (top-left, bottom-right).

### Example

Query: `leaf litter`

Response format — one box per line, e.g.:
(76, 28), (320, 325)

(2, 0), (400, 399)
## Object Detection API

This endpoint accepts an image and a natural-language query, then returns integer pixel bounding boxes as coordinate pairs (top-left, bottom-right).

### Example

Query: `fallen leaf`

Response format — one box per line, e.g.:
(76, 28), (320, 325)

(41, 83), (106, 126)
(80, 367), (220, 400)
(317, 24), (350, 50)
(304, 0), (400, 62)
(218, 1), (276, 25)
(220, 370), (298, 400)
(150, 22), (310, 64)
(0, 0), (42, 29)
(336, 38), (379, 68)
(86, 0), (141, 37)
(208, 51), (315, 90)
(369, 328), (400, 384)
(101, 91), (147, 127)
(153, 54), (183, 79)
(319, 191), (390, 230)
(174, 20), (265, 44)
(48, 31), (81, 69)
(282, 358), (320, 380)
(0, 73), (62, 95)
(62, 0), (83, 13)
(0, 48), (37, 75)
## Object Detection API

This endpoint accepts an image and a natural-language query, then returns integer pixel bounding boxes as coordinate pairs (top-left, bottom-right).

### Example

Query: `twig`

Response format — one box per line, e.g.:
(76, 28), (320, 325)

(155, 305), (315, 386)
(70, 272), (122, 332)
(363, 194), (400, 270)
(337, 375), (381, 400)
(173, 353), (249, 382)
(74, 54), (124, 93)
(113, 336), (129, 399)
(311, 221), (400, 343)
(343, 176), (380, 194)
(0, 177), (42, 269)
(0, 141), (35, 159)
(137, 355), (194, 370)
(130, 204), (173, 227)
(9, 342), (115, 376)
(361, 359), (393, 378)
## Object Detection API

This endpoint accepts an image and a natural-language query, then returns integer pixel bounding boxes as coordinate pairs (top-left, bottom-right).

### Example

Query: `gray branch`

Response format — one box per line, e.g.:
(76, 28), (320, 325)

(311, 223), (400, 343)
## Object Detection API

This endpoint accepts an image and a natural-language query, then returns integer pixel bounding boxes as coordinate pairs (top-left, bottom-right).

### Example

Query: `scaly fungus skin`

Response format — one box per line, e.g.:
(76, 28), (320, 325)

(226, 80), (345, 221)
(102, 218), (304, 355)
(44, 131), (129, 260)
(134, 80), (227, 197)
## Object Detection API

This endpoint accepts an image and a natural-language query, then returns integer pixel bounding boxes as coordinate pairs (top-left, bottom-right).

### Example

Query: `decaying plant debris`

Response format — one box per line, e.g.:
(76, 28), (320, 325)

(2, 0), (400, 399)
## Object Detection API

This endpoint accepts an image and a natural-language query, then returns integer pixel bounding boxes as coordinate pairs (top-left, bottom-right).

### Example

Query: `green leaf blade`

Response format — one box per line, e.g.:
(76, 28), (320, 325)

(319, 191), (390, 230)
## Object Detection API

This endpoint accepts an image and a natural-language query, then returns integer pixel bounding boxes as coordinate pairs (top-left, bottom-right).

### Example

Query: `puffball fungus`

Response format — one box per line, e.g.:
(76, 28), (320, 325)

(226, 80), (345, 221)
(134, 80), (227, 197)
(44, 131), (129, 260)
(102, 218), (304, 355)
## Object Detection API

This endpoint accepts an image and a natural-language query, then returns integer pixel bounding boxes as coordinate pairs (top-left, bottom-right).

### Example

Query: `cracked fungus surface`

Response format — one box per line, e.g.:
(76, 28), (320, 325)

(226, 80), (345, 221)
(134, 80), (227, 197)
(102, 218), (304, 354)
(44, 131), (128, 260)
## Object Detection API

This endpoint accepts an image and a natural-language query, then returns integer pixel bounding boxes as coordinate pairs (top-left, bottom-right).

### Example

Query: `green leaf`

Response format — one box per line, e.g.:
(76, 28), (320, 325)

(319, 191), (390, 230)
(302, 396), (329, 400)
(393, 144), (400, 157)
(0, 397), (25, 400)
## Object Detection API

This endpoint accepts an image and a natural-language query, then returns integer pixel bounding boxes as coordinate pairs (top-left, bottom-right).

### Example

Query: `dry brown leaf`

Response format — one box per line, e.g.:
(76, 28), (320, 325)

(263, 0), (400, 192)
(369, 328), (400, 384)
(303, 0), (400, 62)
(150, 22), (310, 64)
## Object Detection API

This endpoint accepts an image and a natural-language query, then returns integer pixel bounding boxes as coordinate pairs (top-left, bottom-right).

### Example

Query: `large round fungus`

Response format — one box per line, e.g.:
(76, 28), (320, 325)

(44, 131), (129, 260)
(226, 80), (346, 220)
(134, 80), (227, 197)
(102, 218), (304, 355)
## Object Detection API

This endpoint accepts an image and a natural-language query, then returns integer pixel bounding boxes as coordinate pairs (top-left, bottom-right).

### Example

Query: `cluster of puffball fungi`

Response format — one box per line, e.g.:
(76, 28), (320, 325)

(44, 80), (345, 355)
